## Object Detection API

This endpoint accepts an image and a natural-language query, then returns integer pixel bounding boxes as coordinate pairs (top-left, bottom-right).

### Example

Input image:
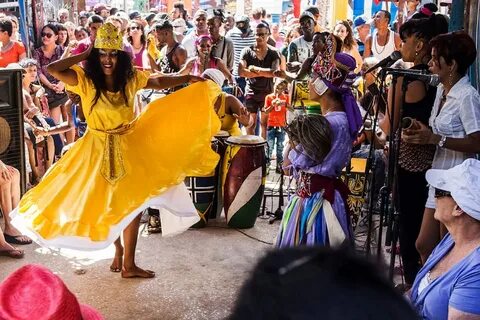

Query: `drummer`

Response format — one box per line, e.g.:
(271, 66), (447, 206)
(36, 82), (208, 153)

(202, 69), (251, 136)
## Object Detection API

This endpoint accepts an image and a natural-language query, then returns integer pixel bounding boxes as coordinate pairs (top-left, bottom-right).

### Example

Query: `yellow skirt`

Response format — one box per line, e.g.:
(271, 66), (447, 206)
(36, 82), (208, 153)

(11, 82), (221, 250)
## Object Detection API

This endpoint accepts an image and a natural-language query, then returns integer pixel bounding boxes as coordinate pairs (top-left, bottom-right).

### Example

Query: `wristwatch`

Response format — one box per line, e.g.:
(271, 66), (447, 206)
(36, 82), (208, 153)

(438, 135), (447, 148)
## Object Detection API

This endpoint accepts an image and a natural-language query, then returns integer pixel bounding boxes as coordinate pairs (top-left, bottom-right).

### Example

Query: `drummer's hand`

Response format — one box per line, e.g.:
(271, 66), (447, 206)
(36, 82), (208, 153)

(233, 107), (251, 127)
(187, 75), (206, 83)
(402, 122), (436, 145)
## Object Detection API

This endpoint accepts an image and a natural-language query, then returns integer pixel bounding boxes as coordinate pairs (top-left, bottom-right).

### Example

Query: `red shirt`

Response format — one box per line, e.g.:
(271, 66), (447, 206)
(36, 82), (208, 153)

(265, 93), (289, 127)
(0, 41), (26, 67)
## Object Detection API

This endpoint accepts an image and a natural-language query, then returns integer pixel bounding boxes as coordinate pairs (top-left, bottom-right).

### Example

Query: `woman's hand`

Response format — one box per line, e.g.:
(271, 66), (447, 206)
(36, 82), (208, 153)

(0, 162), (12, 181)
(25, 107), (40, 119)
(33, 126), (50, 137)
(402, 122), (437, 145)
(53, 81), (65, 93)
(233, 106), (251, 127)
(35, 86), (46, 99)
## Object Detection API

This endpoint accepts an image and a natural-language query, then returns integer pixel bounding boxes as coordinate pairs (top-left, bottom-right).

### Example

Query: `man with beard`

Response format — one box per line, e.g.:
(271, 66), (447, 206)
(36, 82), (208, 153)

(287, 11), (316, 73)
(238, 23), (281, 138)
(207, 12), (234, 72)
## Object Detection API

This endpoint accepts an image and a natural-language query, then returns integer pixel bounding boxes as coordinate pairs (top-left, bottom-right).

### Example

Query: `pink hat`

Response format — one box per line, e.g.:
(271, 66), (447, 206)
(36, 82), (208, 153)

(0, 264), (103, 320)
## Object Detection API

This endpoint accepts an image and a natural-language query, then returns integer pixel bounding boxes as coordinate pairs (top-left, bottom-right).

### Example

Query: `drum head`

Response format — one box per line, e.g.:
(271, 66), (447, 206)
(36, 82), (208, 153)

(215, 130), (230, 138)
(226, 135), (266, 146)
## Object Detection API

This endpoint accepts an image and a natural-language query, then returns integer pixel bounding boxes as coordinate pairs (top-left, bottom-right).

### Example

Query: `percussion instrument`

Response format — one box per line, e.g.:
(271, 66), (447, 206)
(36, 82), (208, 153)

(185, 130), (230, 227)
(210, 130), (230, 220)
(290, 80), (321, 115)
(222, 135), (267, 228)
(340, 158), (368, 229)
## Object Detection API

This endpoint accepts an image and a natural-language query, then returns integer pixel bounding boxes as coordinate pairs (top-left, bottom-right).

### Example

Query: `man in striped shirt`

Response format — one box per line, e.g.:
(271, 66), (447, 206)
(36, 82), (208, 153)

(226, 15), (256, 97)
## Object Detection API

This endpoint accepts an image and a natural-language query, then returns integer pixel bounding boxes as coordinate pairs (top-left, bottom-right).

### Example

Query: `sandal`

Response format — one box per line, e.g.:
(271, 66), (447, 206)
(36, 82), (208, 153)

(0, 248), (24, 259)
(4, 234), (33, 245)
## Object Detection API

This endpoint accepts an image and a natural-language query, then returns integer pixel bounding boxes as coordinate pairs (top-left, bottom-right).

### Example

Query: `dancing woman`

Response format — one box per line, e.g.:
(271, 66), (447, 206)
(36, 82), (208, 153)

(11, 23), (222, 278)
(276, 34), (362, 247)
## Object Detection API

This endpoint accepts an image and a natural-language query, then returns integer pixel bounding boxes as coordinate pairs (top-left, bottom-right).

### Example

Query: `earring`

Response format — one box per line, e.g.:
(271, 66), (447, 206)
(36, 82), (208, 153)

(448, 71), (453, 87)
(415, 51), (419, 57)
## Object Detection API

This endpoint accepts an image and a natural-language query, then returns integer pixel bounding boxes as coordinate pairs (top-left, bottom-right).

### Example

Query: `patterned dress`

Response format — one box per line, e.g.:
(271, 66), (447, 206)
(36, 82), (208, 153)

(276, 112), (353, 247)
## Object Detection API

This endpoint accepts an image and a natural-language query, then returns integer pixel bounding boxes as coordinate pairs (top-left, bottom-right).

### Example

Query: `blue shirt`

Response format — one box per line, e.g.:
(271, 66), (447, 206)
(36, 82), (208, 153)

(411, 234), (480, 319)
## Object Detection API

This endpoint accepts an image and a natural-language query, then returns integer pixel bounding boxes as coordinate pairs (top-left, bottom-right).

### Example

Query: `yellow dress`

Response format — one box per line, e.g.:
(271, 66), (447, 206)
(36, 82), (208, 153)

(11, 65), (221, 250)
(217, 92), (241, 136)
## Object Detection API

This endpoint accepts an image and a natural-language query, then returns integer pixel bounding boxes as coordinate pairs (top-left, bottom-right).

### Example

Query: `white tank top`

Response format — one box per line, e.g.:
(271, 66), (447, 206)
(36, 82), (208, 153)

(371, 30), (396, 60)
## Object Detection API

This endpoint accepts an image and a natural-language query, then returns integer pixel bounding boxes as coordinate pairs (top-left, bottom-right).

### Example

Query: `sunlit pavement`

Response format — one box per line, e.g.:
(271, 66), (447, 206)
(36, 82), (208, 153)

(0, 169), (282, 319)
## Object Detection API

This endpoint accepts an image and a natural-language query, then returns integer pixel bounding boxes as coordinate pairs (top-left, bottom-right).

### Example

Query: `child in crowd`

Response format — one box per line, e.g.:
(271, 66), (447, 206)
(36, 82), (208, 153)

(263, 79), (289, 173)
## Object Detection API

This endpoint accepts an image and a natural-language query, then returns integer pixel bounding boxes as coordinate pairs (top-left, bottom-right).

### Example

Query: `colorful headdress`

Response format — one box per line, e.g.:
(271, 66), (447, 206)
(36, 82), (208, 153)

(94, 22), (123, 51)
(311, 33), (362, 141)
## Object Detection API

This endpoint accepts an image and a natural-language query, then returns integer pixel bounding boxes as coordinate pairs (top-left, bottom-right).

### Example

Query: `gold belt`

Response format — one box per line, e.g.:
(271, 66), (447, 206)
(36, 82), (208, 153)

(89, 123), (134, 184)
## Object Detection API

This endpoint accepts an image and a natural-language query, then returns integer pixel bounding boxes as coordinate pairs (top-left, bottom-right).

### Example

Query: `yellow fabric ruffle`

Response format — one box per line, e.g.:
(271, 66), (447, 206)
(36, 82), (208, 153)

(17, 79), (221, 243)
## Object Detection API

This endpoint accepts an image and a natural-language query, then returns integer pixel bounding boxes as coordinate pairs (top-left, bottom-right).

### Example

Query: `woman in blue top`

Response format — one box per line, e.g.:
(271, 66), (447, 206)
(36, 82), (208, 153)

(411, 159), (480, 320)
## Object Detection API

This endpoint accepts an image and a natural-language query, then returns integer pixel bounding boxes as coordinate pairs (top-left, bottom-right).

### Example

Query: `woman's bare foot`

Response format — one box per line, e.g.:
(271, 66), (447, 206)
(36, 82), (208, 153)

(121, 266), (155, 278)
(110, 247), (123, 273)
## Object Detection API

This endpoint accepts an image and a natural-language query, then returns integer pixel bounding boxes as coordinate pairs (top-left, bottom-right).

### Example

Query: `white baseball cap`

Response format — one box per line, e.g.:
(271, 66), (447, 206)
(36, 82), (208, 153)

(426, 159), (480, 220)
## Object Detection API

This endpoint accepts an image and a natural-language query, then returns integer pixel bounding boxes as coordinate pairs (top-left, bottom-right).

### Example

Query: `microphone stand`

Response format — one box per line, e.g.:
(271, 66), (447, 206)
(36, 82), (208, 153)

(364, 70), (387, 257)
(268, 167), (285, 224)
(374, 70), (411, 280)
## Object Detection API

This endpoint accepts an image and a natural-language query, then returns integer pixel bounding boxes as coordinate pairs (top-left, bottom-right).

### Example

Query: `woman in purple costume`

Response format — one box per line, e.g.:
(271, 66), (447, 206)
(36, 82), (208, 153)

(277, 34), (361, 247)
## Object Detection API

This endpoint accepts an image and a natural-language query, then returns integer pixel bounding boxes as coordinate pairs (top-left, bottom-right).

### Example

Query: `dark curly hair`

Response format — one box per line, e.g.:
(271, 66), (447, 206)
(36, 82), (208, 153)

(429, 31), (477, 76)
(285, 114), (332, 163)
(84, 48), (135, 110)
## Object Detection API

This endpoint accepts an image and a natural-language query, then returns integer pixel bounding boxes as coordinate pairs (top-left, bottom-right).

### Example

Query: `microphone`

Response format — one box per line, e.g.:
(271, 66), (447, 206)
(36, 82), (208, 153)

(384, 68), (440, 86)
(364, 51), (402, 74)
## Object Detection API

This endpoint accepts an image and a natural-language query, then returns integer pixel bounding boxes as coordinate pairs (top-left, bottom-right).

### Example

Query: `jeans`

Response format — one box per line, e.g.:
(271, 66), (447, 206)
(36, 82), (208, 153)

(267, 127), (285, 165)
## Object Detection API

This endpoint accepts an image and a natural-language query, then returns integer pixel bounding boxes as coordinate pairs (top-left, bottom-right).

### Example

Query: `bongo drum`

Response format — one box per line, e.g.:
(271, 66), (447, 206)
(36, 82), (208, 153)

(210, 130), (230, 220)
(340, 158), (368, 229)
(222, 135), (267, 228)
(291, 80), (321, 116)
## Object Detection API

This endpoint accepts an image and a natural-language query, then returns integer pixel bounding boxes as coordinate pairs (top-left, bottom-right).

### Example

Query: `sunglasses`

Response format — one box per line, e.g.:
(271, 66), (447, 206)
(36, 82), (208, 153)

(434, 188), (451, 199)
(41, 32), (54, 38)
(129, 26), (140, 30)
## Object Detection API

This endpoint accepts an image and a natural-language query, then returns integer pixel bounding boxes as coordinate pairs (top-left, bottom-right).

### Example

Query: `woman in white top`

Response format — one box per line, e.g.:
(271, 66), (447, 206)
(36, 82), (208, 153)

(403, 31), (480, 264)
(333, 20), (363, 73)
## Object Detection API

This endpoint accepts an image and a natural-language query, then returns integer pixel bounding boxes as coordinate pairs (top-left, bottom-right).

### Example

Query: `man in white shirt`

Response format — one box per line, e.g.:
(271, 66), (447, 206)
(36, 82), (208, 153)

(182, 10), (209, 58)
(287, 11), (316, 72)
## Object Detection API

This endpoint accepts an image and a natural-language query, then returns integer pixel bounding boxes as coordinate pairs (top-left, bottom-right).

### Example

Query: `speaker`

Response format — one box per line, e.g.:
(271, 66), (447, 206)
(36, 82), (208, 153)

(0, 68), (26, 194)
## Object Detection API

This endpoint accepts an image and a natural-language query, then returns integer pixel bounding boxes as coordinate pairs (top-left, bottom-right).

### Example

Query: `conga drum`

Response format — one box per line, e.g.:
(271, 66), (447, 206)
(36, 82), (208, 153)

(222, 135), (267, 228)
(185, 131), (229, 227)
(210, 130), (230, 220)
(340, 158), (368, 229)
(290, 80), (321, 117)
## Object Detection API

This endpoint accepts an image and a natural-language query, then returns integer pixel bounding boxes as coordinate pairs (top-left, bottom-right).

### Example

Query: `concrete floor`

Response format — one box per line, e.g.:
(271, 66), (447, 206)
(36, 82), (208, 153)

(0, 217), (278, 320)
(0, 166), (399, 319)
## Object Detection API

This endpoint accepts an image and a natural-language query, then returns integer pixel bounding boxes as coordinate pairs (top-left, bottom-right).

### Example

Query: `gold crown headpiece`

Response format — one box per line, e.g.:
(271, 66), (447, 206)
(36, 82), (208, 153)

(94, 22), (123, 51)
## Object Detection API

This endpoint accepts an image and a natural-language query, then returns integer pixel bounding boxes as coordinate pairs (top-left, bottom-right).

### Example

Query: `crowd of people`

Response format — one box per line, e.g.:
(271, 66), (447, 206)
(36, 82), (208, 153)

(0, 0), (479, 319)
